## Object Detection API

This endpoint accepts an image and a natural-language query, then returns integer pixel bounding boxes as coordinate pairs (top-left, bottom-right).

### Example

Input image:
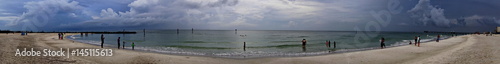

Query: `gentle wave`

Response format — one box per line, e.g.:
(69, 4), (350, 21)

(67, 34), (456, 58)
(246, 44), (303, 48)
(164, 45), (238, 49)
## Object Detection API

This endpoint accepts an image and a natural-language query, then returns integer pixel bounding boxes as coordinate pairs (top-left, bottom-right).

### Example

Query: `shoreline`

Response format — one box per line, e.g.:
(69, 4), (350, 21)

(2, 33), (499, 63)
(65, 34), (454, 59)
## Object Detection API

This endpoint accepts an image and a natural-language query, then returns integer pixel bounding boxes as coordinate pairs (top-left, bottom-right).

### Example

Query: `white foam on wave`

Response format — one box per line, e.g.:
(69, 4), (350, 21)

(391, 36), (452, 47)
(68, 35), (80, 39)
(67, 36), (116, 47)
(133, 47), (207, 56)
(213, 50), (332, 58)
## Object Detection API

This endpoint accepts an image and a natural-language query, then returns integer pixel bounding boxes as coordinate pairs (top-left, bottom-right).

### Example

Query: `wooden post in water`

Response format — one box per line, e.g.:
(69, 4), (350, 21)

(143, 29), (146, 41)
(143, 29), (146, 37)
(243, 42), (246, 51)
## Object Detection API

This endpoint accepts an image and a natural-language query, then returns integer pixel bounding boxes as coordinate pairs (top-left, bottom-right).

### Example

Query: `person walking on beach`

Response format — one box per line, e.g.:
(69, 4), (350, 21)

(436, 34), (440, 42)
(117, 37), (121, 49)
(417, 36), (421, 47)
(302, 39), (307, 46)
(61, 33), (64, 39)
(380, 37), (386, 49)
(414, 36), (417, 46)
(132, 42), (135, 50)
(58, 33), (61, 40)
(101, 34), (105, 48)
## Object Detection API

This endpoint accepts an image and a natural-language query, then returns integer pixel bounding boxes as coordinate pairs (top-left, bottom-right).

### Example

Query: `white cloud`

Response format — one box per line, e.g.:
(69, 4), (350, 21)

(1, 0), (384, 30)
(408, 0), (500, 28)
(100, 8), (119, 18)
(0, 16), (18, 22)
(208, 17), (256, 27)
(408, 0), (450, 27)
(284, 21), (297, 27)
(7, 0), (84, 29)
(0, 13), (15, 15)
(69, 13), (77, 17)
(81, 0), (331, 29)
(457, 15), (500, 26)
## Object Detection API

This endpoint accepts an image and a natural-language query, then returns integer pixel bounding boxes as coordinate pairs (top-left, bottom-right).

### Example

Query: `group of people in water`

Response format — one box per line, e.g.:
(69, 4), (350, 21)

(408, 35), (443, 47)
(302, 39), (338, 48)
(325, 40), (336, 48)
(100, 34), (135, 50)
(56, 33), (136, 50)
(296, 34), (445, 49)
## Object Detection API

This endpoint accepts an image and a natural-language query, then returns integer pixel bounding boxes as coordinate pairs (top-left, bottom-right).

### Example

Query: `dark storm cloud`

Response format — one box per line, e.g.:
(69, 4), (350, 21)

(407, 0), (500, 30)
(0, 0), (499, 32)
(6, 0), (87, 31)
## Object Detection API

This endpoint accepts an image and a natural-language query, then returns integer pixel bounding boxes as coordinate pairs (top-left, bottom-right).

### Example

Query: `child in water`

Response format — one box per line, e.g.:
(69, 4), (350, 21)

(132, 42), (135, 50)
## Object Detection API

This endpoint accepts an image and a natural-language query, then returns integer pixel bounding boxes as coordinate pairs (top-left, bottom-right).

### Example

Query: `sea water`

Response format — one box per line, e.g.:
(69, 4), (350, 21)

(68, 30), (454, 58)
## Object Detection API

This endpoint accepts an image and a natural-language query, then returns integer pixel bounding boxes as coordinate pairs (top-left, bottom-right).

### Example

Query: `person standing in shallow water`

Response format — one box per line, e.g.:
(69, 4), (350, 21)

(436, 34), (440, 42)
(117, 37), (121, 49)
(325, 40), (330, 47)
(101, 34), (105, 48)
(302, 39), (307, 46)
(380, 37), (386, 49)
(328, 40), (332, 48)
(243, 42), (246, 51)
(334, 41), (337, 48)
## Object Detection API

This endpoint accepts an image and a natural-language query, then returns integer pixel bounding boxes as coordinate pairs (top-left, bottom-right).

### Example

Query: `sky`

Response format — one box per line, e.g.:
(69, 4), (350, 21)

(0, 0), (499, 32)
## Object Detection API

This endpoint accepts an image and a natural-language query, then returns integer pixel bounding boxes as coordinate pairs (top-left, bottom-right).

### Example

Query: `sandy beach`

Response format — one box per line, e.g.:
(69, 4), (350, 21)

(1, 33), (499, 64)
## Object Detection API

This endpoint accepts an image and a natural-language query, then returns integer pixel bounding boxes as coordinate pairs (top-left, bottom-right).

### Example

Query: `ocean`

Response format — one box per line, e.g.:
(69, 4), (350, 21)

(68, 30), (454, 58)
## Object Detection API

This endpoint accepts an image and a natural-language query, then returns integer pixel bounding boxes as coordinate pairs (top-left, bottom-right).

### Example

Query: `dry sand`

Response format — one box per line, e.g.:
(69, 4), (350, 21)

(0, 33), (499, 64)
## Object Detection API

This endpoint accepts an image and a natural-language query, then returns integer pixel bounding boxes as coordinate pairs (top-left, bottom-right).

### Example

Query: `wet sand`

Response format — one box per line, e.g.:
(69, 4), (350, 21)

(0, 33), (499, 64)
